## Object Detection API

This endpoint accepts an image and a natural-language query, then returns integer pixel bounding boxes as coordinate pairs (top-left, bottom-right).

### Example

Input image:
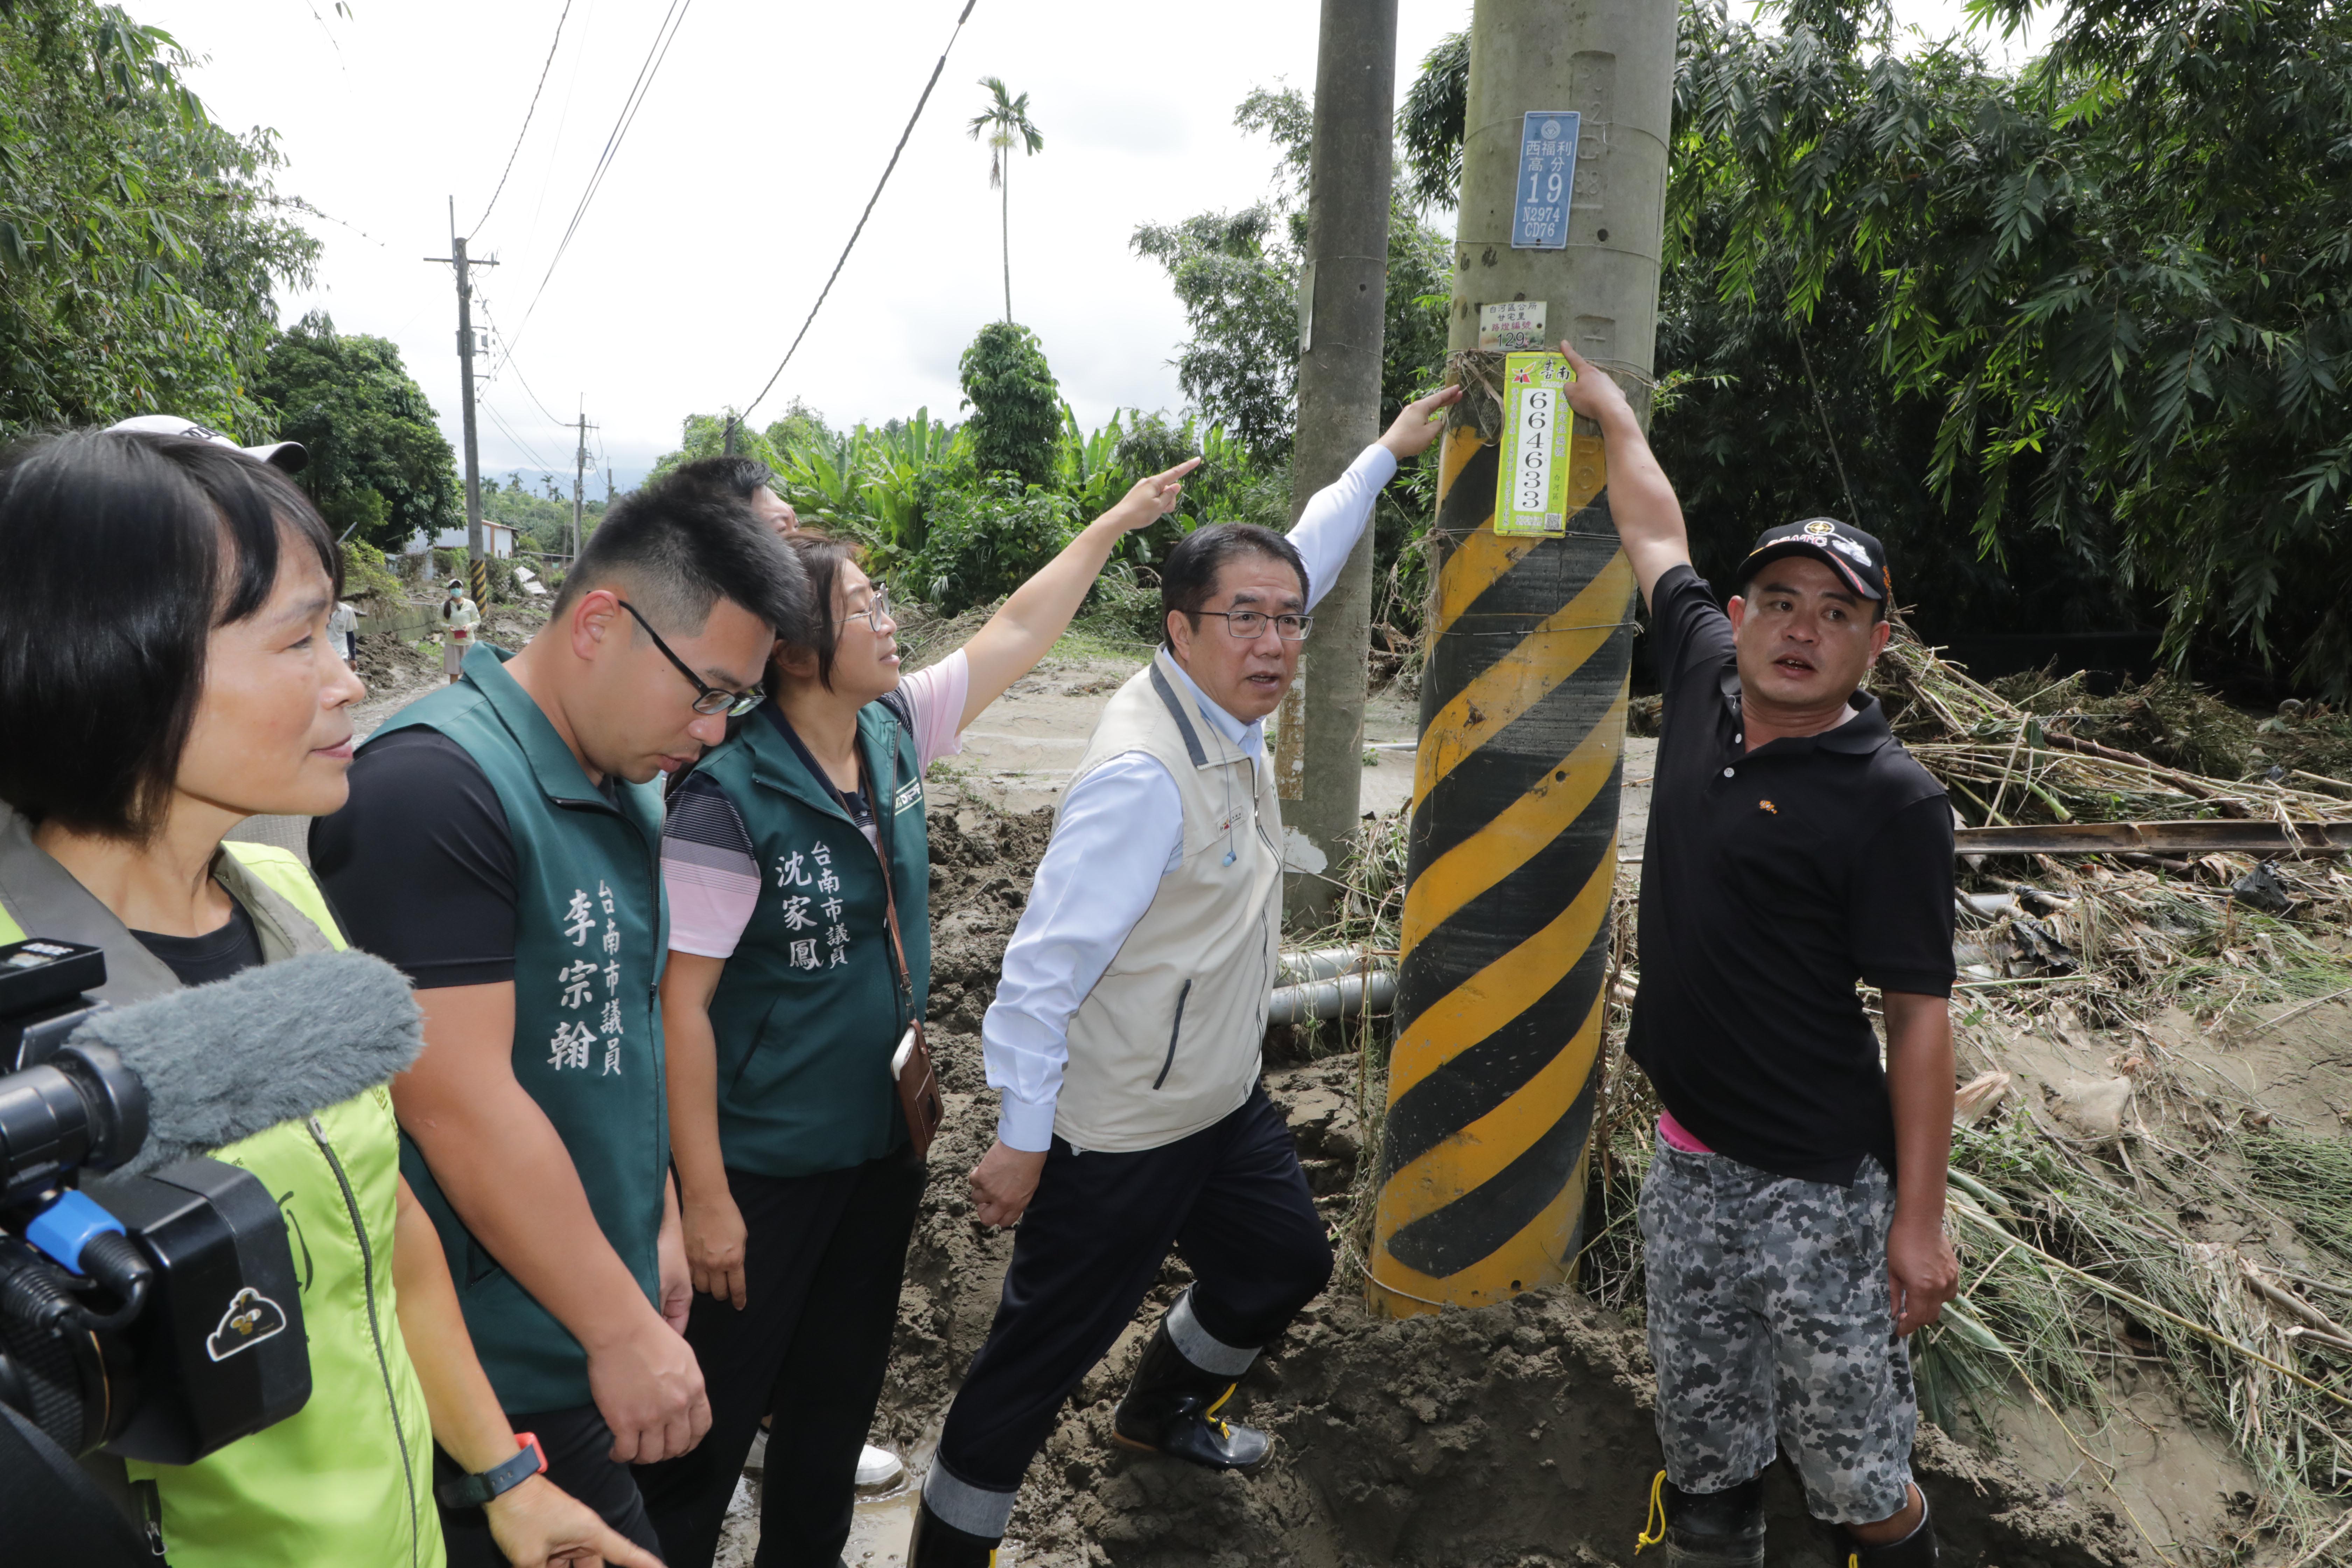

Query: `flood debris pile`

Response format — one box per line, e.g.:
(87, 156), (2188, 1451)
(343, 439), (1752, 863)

(1878, 641), (2352, 836)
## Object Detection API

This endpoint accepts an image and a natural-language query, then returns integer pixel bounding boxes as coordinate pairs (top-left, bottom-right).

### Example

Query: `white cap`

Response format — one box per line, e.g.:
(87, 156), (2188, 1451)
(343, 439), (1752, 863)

(104, 414), (308, 473)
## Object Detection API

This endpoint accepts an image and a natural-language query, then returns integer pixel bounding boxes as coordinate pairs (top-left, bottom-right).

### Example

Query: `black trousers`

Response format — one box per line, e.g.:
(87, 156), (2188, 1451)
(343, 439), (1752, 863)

(436, 1402), (662, 1568)
(934, 1084), (1332, 1498)
(636, 1142), (927, 1568)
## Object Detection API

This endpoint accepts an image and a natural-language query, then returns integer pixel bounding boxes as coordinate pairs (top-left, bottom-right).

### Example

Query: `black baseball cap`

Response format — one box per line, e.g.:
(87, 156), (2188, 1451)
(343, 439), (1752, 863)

(1738, 517), (1890, 602)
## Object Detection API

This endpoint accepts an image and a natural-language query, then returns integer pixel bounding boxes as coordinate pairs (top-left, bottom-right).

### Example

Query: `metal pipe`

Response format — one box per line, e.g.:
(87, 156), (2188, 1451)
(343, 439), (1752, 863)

(1278, 945), (1380, 984)
(1269, 968), (1398, 1026)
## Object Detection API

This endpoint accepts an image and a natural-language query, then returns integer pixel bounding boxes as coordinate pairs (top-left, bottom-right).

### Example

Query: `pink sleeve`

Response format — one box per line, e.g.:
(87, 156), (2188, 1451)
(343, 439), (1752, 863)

(899, 648), (971, 771)
(660, 778), (762, 959)
(662, 856), (758, 959)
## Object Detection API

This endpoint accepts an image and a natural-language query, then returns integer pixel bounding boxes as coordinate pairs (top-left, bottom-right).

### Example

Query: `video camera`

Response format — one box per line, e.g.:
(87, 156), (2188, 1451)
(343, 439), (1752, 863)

(0, 936), (309, 1465)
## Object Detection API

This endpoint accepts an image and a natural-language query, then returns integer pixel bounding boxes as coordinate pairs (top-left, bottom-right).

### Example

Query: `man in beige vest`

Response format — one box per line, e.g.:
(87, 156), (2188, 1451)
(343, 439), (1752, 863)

(909, 387), (1460, 1564)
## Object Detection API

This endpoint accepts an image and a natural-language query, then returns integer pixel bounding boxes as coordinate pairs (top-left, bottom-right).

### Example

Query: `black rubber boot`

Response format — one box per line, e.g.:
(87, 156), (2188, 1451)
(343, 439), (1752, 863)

(1635, 1470), (1766, 1568)
(1824, 1487), (1938, 1568)
(906, 1496), (999, 1567)
(1111, 1321), (1271, 1472)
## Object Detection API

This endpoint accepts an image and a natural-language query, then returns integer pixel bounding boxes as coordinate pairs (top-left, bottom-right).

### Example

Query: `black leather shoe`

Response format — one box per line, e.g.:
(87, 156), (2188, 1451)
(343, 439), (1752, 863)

(1824, 1487), (1938, 1568)
(907, 1496), (1000, 1567)
(1111, 1321), (1272, 1472)
(1635, 1470), (1766, 1568)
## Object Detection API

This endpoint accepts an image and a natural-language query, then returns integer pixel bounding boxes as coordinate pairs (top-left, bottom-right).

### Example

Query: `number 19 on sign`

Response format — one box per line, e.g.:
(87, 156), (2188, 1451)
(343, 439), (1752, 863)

(1494, 351), (1573, 537)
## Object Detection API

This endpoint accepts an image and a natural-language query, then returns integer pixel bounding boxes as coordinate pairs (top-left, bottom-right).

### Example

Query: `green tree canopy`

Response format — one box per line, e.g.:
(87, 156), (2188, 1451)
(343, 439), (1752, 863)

(255, 312), (460, 554)
(958, 321), (1060, 487)
(1400, 0), (2352, 693)
(0, 0), (318, 436)
(643, 402), (852, 491)
(1135, 86), (1452, 465)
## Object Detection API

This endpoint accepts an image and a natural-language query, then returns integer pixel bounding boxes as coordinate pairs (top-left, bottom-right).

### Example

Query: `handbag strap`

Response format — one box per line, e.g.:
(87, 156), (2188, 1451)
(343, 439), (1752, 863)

(854, 725), (915, 1028)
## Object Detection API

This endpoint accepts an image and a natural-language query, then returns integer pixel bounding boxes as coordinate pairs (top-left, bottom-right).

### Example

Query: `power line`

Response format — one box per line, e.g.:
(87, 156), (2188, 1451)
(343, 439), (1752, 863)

(506, 0), (696, 356)
(473, 0), (576, 234)
(737, 0), (979, 426)
(264, 194), (387, 247)
(524, 0), (598, 258)
(474, 293), (573, 430)
(479, 395), (564, 475)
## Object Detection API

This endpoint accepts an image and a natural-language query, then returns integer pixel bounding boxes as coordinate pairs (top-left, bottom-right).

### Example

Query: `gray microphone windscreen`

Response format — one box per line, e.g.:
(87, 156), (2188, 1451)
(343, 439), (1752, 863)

(66, 950), (425, 1176)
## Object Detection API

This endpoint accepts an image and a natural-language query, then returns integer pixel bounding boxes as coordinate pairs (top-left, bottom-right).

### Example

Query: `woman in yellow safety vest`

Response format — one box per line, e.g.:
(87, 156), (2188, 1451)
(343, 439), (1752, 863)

(0, 426), (659, 1568)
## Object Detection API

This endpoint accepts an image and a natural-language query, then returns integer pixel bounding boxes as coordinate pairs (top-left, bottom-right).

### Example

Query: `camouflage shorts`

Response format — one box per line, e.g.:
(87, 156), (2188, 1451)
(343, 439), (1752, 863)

(1637, 1133), (1916, 1524)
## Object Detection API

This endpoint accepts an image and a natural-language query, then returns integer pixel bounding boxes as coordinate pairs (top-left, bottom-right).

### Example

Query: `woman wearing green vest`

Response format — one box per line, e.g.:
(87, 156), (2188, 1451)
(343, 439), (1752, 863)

(0, 427), (658, 1568)
(640, 458), (1199, 1565)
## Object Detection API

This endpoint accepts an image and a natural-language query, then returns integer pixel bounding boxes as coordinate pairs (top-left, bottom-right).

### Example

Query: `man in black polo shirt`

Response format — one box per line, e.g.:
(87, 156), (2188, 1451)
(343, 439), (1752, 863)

(1555, 344), (1958, 1568)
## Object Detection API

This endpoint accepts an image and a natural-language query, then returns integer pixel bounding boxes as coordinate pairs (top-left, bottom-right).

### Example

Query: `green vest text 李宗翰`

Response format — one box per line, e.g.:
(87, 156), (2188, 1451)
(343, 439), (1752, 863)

(371, 644), (670, 1413)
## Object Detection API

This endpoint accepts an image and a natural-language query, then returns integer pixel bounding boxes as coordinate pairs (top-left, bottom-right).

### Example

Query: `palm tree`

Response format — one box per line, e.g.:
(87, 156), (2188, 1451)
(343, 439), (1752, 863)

(967, 77), (1043, 323)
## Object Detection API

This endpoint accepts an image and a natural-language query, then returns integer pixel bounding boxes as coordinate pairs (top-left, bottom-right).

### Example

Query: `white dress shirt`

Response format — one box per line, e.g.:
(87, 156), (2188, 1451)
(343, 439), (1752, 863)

(983, 440), (1401, 1150)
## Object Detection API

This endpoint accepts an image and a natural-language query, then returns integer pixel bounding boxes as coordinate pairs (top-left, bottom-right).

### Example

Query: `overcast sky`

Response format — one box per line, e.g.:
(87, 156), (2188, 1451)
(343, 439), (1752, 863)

(133, 0), (2024, 491)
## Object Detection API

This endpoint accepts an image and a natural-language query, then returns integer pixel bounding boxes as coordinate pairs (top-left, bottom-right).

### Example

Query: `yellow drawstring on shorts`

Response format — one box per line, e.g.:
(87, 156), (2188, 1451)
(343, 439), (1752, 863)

(1204, 1382), (1237, 1440)
(1634, 1469), (1668, 1554)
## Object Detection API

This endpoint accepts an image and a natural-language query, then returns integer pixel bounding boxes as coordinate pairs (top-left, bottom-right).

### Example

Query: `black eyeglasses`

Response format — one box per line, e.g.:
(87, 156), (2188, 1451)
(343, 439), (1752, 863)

(1196, 609), (1314, 642)
(617, 600), (763, 717)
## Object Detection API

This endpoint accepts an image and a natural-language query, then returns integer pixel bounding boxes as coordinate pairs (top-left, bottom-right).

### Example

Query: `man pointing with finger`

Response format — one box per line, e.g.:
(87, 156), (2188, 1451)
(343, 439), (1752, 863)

(1554, 343), (1958, 1568)
(908, 385), (1463, 1565)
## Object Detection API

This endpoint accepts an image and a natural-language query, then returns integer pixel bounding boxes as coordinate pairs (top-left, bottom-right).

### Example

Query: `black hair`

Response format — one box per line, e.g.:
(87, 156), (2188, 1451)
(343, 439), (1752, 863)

(553, 468), (811, 642)
(0, 429), (344, 841)
(768, 532), (867, 691)
(1158, 523), (1309, 649)
(668, 454), (776, 503)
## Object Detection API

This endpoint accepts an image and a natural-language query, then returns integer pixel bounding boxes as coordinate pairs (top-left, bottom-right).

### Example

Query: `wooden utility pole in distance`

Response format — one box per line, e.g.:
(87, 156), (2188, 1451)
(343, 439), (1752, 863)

(1278, 0), (1400, 921)
(1369, 0), (1674, 1318)
(426, 197), (496, 604)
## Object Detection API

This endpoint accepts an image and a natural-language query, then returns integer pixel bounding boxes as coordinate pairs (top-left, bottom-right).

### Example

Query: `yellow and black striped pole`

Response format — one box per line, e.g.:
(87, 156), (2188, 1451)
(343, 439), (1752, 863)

(1367, 0), (1673, 1317)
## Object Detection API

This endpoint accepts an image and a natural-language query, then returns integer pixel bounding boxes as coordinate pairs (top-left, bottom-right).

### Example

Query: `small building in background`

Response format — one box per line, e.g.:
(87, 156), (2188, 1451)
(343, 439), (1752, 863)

(413, 520), (518, 559)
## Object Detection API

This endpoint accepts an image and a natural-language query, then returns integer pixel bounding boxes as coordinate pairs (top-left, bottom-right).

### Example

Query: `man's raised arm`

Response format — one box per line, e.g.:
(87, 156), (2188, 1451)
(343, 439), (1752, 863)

(1557, 341), (1691, 610)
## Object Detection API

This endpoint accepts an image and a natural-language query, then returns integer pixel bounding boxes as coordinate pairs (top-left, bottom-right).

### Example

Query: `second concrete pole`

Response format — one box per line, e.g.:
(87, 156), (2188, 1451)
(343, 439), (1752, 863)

(1280, 0), (1399, 920)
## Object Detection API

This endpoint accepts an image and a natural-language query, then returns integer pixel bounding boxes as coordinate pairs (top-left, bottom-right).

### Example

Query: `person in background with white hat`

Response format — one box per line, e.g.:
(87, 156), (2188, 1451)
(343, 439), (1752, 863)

(442, 579), (482, 684)
(329, 599), (361, 665)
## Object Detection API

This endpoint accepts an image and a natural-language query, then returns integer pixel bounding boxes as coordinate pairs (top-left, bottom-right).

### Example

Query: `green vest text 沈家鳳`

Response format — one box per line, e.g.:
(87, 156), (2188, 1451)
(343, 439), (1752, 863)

(371, 643), (670, 1413)
(697, 701), (929, 1178)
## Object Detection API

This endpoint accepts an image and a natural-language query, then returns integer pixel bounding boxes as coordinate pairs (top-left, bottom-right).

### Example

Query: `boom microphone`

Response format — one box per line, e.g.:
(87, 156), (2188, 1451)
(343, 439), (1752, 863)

(63, 949), (426, 1175)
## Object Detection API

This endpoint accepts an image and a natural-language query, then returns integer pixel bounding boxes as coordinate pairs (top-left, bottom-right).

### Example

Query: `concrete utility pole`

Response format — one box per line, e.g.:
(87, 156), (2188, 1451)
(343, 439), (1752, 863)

(1368, 0), (1673, 1318)
(426, 197), (496, 605)
(1276, 0), (1400, 920)
(571, 403), (591, 568)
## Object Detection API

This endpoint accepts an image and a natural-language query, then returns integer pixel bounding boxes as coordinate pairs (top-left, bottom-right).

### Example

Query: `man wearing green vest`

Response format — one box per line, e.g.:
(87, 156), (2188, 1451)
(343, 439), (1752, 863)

(314, 478), (810, 1562)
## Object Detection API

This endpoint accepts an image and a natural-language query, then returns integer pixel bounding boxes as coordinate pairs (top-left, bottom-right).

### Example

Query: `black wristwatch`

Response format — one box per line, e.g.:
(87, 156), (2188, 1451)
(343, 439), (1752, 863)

(436, 1432), (546, 1509)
